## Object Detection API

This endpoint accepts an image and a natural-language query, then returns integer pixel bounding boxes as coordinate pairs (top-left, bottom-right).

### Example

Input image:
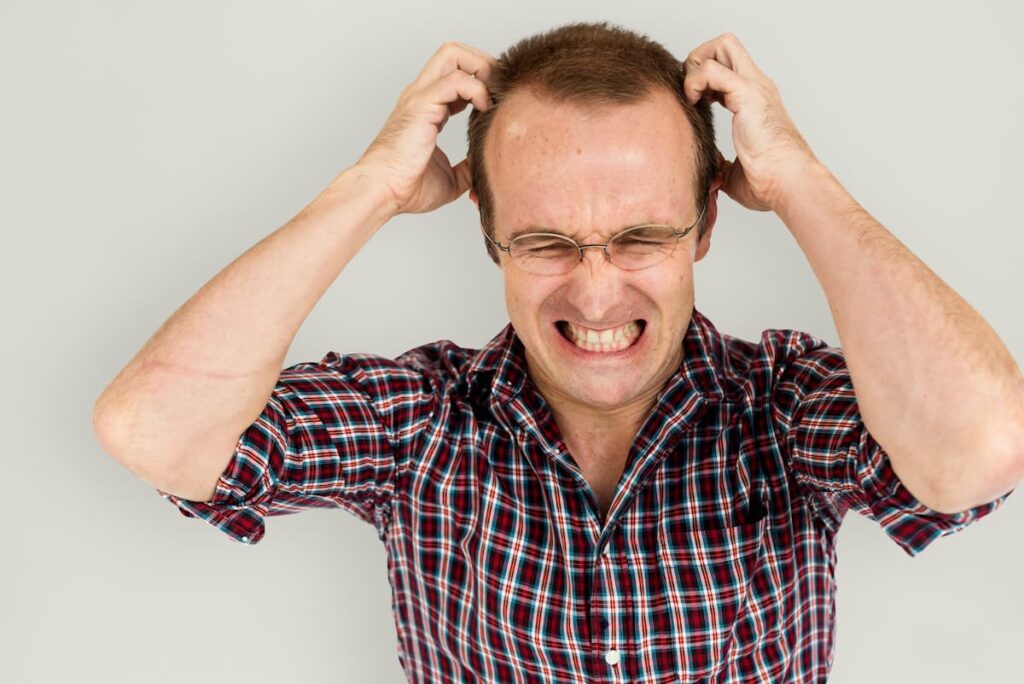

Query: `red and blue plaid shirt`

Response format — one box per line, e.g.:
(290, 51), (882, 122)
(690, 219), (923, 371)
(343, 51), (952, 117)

(159, 307), (1011, 682)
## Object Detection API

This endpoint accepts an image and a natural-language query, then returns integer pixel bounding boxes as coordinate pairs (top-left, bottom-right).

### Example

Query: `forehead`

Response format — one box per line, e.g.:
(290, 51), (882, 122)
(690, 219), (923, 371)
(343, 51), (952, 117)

(484, 87), (696, 235)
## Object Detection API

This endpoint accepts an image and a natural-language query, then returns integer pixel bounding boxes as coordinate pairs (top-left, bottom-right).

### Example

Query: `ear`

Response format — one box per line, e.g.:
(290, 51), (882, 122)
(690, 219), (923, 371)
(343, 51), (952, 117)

(694, 171), (724, 263)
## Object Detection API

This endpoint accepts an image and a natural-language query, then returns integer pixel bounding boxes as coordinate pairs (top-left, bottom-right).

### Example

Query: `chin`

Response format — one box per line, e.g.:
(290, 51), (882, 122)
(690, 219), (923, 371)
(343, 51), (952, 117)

(562, 380), (646, 411)
(525, 318), (663, 408)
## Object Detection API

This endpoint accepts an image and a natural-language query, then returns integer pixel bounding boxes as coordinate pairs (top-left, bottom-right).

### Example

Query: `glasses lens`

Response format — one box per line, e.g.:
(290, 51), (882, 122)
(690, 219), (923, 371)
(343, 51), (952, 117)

(508, 235), (579, 275)
(609, 225), (678, 270)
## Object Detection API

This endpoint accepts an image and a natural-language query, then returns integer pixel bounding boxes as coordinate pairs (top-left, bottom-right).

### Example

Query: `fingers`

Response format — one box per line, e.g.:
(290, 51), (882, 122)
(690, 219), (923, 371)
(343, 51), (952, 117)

(684, 33), (778, 112)
(356, 41), (498, 215)
(684, 33), (763, 81)
(401, 41), (496, 122)
(420, 68), (490, 114)
(411, 41), (498, 92)
(683, 58), (747, 112)
(684, 33), (779, 110)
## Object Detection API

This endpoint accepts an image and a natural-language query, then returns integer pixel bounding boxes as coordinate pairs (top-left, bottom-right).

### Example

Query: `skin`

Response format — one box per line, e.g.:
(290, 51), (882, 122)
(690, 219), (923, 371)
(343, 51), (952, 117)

(681, 33), (1024, 512)
(469, 86), (725, 507)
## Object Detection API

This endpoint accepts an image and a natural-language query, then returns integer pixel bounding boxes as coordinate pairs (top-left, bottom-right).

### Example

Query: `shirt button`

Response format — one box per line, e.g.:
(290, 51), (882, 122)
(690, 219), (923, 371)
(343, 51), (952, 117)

(241, 536), (250, 543)
(604, 649), (621, 666)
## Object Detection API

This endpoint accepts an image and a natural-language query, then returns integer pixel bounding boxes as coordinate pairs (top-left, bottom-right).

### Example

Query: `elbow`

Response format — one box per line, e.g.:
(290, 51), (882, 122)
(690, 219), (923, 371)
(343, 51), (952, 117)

(983, 416), (1024, 502)
(919, 424), (1023, 515)
(92, 397), (128, 462)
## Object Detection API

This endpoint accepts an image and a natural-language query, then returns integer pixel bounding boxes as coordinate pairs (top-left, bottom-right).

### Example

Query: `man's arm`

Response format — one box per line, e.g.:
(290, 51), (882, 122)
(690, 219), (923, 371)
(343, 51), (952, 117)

(773, 161), (1024, 514)
(682, 33), (1024, 514)
(92, 166), (397, 501)
(92, 41), (496, 502)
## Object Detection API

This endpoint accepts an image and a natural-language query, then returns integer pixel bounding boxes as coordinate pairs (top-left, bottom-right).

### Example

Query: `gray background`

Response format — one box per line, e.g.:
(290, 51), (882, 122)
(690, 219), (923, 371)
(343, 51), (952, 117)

(2, 1), (1021, 682)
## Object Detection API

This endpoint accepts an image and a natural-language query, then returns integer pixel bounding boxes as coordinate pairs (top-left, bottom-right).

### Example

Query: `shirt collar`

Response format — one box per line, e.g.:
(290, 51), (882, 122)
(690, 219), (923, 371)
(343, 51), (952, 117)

(463, 305), (728, 408)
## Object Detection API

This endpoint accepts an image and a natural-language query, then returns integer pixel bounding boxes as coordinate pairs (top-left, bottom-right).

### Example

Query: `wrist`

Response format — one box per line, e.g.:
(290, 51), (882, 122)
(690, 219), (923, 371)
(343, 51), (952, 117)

(323, 164), (401, 226)
(771, 157), (839, 219)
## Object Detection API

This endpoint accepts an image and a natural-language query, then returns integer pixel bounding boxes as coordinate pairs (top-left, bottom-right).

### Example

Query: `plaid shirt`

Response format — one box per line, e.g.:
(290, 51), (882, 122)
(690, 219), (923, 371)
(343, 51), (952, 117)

(158, 307), (1011, 683)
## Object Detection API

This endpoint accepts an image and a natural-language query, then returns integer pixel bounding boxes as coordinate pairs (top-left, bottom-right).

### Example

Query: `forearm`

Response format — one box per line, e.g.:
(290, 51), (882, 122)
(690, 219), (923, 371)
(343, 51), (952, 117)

(93, 164), (397, 472)
(775, 162), (1024, 512)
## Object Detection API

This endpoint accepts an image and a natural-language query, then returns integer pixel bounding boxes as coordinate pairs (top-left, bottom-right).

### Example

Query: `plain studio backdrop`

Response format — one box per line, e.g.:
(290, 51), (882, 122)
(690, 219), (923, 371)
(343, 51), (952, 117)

(2, 1), (1021, 682)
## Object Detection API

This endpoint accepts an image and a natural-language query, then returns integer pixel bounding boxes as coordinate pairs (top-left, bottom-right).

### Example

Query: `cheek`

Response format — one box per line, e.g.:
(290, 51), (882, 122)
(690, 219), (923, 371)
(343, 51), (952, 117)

(502, 274), (548, 323)
(670, 270), (693, 295)
(505, 287), (576, 344)
(640, 264), (693, 302)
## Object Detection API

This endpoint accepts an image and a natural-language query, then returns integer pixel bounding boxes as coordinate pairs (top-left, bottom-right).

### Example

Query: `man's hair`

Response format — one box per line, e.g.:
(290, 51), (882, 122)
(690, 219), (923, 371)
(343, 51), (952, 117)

(467, 20), (717, 264)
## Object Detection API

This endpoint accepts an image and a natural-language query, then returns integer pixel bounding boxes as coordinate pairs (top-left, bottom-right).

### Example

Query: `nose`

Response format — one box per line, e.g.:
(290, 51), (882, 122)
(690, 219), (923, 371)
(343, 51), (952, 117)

(577, 244), (613, 269)
(563, 245), (626, 321)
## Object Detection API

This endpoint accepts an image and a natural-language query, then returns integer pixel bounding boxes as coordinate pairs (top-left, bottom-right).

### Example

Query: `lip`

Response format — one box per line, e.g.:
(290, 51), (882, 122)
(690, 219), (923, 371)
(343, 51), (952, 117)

(553, 319), (647, 359)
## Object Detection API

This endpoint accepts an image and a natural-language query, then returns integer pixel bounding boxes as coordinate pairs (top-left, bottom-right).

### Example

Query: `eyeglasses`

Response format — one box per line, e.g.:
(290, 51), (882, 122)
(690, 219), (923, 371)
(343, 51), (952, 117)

(482, 203), (706, 276)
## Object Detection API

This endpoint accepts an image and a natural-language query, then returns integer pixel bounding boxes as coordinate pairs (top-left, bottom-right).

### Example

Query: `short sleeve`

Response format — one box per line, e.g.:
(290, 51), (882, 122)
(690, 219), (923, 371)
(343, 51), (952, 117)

(771, 337), (1013, 557)
(157, 350), (439, 545)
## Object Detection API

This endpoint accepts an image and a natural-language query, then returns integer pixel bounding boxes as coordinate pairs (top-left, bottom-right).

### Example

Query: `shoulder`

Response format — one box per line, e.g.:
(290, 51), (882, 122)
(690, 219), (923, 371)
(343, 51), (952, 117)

(310, 338), (480, 395)
(712, 324), (842, 403)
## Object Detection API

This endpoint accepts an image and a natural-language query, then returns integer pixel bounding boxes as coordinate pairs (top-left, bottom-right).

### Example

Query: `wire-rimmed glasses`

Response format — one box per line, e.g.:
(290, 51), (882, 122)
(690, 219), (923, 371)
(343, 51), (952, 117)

(482, 202), (706, 276)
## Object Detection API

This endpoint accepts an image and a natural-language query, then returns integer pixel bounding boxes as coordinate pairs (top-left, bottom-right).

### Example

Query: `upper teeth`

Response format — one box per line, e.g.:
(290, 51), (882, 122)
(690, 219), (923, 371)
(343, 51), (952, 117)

(566, 321), (640, 344)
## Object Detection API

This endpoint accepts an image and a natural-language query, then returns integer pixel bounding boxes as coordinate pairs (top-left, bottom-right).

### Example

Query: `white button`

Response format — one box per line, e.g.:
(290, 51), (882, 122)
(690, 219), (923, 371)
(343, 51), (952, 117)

(241, 536), (250, 543)
(604, 649), (621, 666)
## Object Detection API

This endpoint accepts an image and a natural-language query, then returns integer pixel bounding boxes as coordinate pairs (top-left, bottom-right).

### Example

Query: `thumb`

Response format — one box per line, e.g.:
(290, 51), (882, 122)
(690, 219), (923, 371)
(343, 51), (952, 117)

(723, 158), (772, 212)
(452, 158), (472, 199)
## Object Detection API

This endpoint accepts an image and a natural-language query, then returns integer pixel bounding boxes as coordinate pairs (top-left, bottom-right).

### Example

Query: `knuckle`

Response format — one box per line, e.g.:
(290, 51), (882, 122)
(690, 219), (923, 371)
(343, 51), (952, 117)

(430, 42), (452, 59)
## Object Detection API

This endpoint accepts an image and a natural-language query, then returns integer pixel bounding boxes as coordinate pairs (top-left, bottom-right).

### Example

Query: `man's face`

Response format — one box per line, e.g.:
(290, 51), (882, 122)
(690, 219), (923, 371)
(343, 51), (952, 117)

(471, 87), (720, 417)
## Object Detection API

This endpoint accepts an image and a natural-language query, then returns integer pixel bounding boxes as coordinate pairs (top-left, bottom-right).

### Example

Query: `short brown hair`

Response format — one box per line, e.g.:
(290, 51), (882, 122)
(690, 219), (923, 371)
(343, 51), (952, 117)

(467, 21), (717, 264)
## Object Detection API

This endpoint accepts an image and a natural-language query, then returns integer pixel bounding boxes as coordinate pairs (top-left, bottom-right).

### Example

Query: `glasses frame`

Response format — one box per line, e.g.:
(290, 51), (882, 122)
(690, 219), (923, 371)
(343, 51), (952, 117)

(482, 202), (707, 274)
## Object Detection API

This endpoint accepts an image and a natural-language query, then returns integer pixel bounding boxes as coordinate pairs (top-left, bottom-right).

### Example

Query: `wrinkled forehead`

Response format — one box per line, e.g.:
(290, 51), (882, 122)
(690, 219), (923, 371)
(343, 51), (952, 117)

(484, 88), (697, 235)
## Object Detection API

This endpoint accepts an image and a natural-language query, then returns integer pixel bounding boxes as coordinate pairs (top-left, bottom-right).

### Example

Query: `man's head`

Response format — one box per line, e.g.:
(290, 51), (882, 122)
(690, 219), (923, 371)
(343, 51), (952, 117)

(468, 21), (718, 264)
(466, 21), (724, 415)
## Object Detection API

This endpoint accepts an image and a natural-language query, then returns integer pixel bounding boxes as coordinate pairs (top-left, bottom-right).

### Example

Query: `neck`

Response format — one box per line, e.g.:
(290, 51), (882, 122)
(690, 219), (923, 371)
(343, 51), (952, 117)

(541, 387), (659, 461)
(522, 334), (687, 459)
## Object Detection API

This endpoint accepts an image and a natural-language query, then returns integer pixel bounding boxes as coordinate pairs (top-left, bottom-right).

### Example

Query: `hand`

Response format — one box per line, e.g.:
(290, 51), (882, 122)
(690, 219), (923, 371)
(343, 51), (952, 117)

(683, 34), (820, 213)
(355, 41), (496, 216)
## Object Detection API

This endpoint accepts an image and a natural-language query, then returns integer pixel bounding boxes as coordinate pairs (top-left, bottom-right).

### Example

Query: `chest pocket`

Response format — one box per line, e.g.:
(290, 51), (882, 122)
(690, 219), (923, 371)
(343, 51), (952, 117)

(658, 493), (768, 683)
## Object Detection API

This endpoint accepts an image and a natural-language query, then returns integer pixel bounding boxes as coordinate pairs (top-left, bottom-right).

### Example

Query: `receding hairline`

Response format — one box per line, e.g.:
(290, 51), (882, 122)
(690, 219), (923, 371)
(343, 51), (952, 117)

(489, 81), (689, 131)
(480, 83), (700, 239)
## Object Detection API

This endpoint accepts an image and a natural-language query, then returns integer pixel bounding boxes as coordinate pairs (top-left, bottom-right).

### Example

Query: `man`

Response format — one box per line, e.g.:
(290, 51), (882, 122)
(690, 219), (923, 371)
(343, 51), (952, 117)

(93, 21), (1023, 683)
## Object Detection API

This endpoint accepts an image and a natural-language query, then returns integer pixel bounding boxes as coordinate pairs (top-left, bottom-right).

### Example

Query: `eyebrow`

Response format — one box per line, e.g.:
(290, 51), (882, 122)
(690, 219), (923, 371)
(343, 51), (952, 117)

(506, 226), (583, 241)
(506, 222), (663, 242)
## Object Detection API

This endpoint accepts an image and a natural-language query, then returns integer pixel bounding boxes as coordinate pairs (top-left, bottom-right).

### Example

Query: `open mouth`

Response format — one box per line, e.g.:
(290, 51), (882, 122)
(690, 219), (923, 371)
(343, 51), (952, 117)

(555, 319), (647, 354)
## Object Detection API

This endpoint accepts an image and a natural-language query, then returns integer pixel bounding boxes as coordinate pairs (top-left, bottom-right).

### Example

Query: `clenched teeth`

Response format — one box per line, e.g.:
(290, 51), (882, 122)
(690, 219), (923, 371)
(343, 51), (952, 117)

(562, 320), (642, 352)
